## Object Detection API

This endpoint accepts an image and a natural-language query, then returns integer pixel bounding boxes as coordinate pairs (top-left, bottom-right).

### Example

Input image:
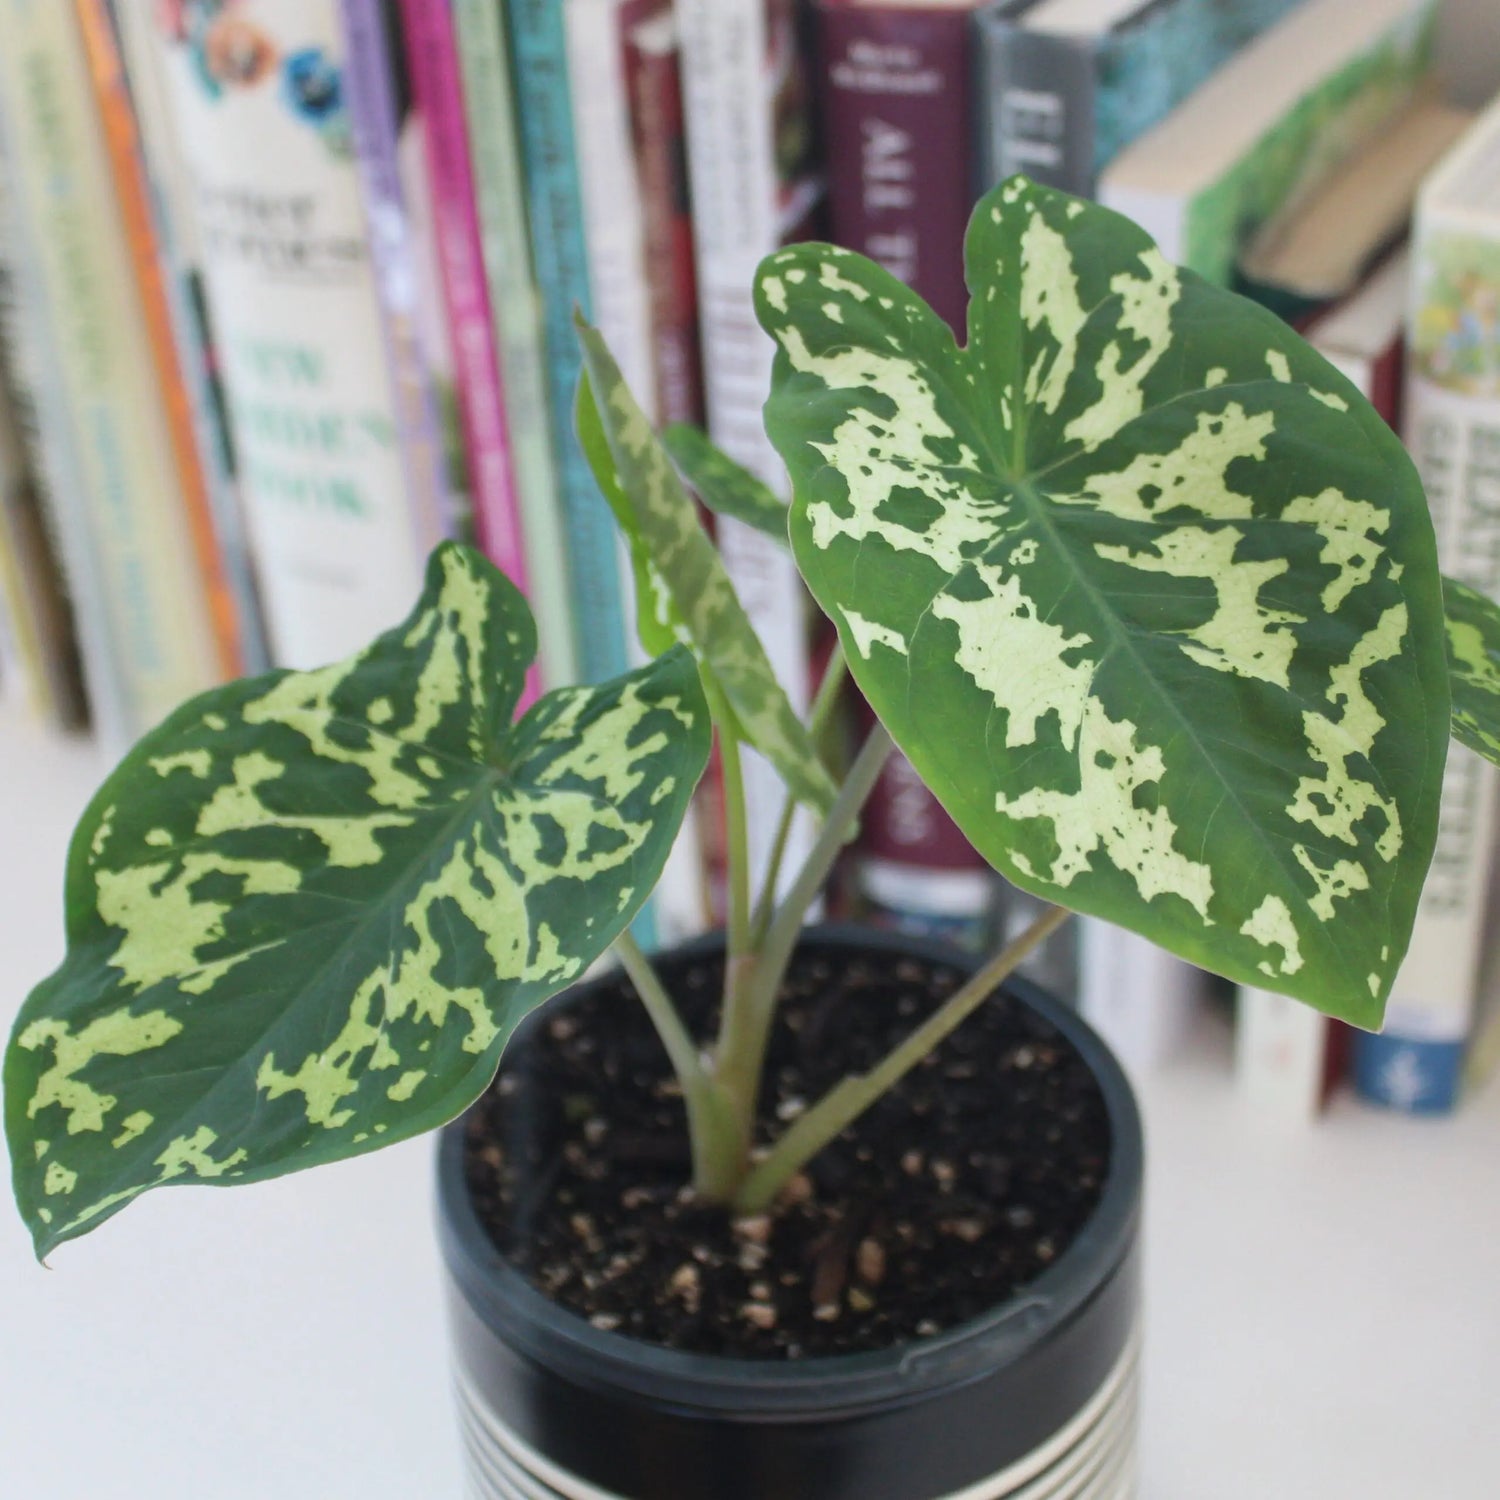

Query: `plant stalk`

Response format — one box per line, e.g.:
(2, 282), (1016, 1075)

(749, 642), (850, 946)
(614, 931), (744, 1201)
(709, 721), (895, 1174)
(732, 901), (1073, 1216)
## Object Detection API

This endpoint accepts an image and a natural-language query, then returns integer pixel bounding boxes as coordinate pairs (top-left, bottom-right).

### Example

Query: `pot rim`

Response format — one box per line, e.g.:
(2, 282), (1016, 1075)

(437, 922), (1143, 1421)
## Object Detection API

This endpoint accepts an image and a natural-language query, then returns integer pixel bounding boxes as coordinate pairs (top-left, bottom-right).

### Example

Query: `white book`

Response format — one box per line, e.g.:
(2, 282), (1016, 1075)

(149, 0), (425, 669)
(1236, 988), (1338, 1124)
(1078, 919), (1204, 1076)
(677, 0), (817, 898)
(1354, 96), (1500, 1113)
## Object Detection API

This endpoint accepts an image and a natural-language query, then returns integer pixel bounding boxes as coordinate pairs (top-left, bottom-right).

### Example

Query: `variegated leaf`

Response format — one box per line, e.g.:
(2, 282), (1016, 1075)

(758, 176), (1448, 1025)
(5, 544), (710, 1256)
(577, 367), (681, 659)
(1444, 575), (1500, 765)
(575, 318), (835, 816)
(662, 422), (790, 543)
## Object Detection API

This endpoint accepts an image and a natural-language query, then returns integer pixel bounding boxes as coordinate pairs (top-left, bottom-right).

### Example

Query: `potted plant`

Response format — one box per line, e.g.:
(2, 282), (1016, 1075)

(8, 178), (1500, 1499)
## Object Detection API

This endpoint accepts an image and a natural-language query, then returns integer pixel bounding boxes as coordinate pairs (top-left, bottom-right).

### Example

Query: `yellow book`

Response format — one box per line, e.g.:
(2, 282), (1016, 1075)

(0, 0), (220, 735)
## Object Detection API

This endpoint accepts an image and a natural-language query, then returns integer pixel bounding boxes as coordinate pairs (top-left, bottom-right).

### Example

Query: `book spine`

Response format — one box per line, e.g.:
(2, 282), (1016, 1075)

(506, 0), (630, 687)
(1236, 987), (1346, 1123)
(817, 3), (977, 335)
(0, 0), (220, 736)
(148, 0), (426, 670)
(973, 14), (1095, 198)
(0, 337), (87, 729)
(73, 0), (244, 681)
(622, 6), (704, 429)
(1352, 194), (1500, 1113)
(451, 0), (578, 689)
(0, 119), (114, 739)
(110, 0), (270, 676)
(0, 350), (39, 713)
(1353, 748), (1500, 1113)
(677, 0), (819, 894)
(858, 750), (994, 954)
(1079, 921), (1204, 1076)
(338, 0), (453, 561)
(397, 0), (535, 672)
(564, 0), (656, 416)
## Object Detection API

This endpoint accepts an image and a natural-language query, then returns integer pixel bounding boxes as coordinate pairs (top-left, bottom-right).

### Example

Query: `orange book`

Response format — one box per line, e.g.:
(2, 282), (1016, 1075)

(71, 0), (243, 678)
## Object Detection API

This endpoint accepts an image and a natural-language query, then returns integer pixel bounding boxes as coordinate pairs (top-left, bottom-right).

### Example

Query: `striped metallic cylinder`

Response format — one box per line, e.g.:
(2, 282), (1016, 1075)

(454, 1328), (1141, 1500)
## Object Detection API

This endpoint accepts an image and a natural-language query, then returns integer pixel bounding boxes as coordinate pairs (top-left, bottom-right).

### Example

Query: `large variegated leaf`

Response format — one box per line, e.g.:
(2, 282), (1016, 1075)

(575, 319), (834, 816)
(5, 544), (710, 1255)
(662, 422), (790, 543)
(758, 177), (1448, 1025)
(1444, 575), (1500, 765)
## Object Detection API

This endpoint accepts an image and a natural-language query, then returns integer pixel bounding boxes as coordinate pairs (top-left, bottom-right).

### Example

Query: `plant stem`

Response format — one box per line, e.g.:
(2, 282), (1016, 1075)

(710, 721), (895, 1166)
(715, 711), (752, 966)
(614, 931), (743, 1201)
(731, 902), (1073, 1216)
(749, 643), (849, 946)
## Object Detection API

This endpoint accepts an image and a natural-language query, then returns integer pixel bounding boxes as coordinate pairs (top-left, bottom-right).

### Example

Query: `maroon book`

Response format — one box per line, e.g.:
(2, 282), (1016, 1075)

(624, 1), (705, 428)
(814, 0), (982, 336)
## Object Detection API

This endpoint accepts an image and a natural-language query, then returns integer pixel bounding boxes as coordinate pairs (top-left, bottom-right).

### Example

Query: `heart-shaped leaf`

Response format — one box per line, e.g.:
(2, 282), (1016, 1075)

(758, 177), (1448, 1025)
(662, 423), (790, 544)
(1444, 575), (1500, 765)
(5, 543), (710, 1255)
(575, 318), (834, 816)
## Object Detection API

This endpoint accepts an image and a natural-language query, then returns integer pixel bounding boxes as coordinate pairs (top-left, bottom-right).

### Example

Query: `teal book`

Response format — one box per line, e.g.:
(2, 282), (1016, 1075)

(452, 0), (579, 692)
(1098, 0), (1438, 286)
(976, 0), (1308, 197)
(504, 0), (628, 688)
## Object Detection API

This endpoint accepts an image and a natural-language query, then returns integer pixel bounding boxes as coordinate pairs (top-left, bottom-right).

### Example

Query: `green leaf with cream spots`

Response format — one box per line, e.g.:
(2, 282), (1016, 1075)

(758, 176), (1448, 1026)
(576, 366), (680, 660)
(1444, 575), (1500, 766)
(4, 544), (710, 1256)
(575, 317), (835, 816)
(661, 423), (790, 544)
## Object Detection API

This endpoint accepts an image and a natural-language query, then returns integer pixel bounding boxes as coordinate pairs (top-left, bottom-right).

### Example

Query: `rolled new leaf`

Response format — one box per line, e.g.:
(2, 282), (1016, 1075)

(1444, 575), (1500, 764)
(5, 544), (710, 1256)
(662, 422), (790, 543)
(758, 176), (1448, 1026)
(575, 318), (834, 816)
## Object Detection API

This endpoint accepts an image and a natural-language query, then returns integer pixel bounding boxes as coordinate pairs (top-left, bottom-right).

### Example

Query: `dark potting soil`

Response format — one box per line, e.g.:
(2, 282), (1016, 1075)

(462, 943), (1111, 1360)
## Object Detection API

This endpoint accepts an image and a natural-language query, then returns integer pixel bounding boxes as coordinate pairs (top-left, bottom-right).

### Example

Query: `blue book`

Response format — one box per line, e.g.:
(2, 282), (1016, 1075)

(975, 0), (1309, 197)
(1352, 1032), (1466, 1115)
(504, 0), (628, 688)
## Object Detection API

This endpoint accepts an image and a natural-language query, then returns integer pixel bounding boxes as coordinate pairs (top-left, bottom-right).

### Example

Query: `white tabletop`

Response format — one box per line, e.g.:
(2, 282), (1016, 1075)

(2, 705), (1497, 1498)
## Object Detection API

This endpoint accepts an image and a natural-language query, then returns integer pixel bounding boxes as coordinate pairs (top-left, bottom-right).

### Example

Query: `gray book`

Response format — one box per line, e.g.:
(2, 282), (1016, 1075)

(974, 0), (1309, 198)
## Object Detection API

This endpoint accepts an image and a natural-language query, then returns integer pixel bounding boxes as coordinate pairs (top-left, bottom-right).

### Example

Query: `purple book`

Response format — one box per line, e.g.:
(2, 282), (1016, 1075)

(815, 0), (982, 336)
(338, 0), (452, 556)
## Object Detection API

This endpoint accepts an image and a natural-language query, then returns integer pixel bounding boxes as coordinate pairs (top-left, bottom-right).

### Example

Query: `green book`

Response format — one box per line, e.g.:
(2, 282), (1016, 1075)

(1098, 0), (1438, 287)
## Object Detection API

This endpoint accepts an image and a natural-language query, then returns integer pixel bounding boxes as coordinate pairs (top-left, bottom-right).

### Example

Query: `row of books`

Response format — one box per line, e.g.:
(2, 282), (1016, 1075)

(0, 0), (1495, 1113)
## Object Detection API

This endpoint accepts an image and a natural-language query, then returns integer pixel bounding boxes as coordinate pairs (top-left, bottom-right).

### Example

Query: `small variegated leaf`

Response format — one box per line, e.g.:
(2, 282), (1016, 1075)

(758, 176), (1448, 1025)
(662, 422), (790, 544)
(575, 317), (835, 816)
(5, 544), (710, 1256)
(1444, 575), (1500, 765)
(577, 368), (681, 659)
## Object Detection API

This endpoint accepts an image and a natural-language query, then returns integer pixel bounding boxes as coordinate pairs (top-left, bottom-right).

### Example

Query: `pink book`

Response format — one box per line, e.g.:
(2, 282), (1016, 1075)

(397, 0), (537, 701)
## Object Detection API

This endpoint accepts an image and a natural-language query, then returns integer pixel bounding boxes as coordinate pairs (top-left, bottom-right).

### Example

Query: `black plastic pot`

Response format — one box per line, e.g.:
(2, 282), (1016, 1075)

(437, 926), (1143, 1500)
